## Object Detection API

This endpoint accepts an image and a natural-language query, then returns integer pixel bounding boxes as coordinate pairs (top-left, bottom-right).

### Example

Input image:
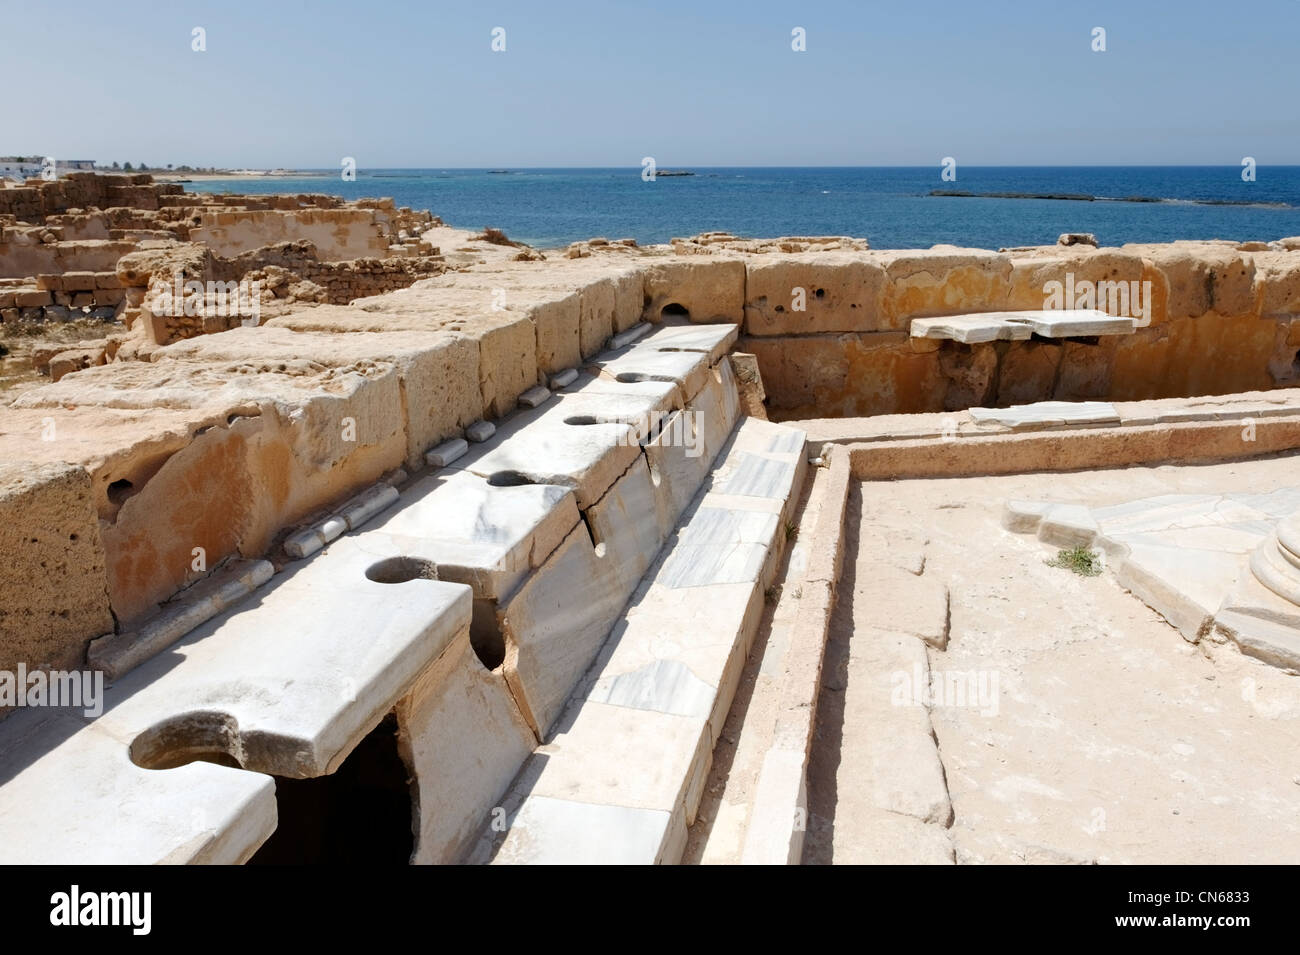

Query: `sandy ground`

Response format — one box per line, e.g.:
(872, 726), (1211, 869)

(806, 453), (1300, 864)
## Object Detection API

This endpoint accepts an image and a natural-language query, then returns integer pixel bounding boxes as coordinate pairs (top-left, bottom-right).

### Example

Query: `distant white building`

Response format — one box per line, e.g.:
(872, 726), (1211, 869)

(0, 157), (96, 182)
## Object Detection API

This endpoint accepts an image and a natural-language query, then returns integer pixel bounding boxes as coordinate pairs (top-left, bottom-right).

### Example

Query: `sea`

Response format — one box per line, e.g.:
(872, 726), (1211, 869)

(182, 166), (1300, 251)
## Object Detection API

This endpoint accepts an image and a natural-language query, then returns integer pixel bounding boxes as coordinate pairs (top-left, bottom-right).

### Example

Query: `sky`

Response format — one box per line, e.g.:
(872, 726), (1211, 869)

(7, 0), (1299, 168)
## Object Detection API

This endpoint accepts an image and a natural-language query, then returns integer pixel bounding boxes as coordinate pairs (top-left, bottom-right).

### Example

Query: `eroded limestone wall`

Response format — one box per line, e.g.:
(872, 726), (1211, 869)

(189, 209), (390, 261)
(0, 463), (115, 718)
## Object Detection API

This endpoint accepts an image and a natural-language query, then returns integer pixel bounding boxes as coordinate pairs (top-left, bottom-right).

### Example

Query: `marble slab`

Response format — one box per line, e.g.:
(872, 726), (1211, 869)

(452, 397), (640, 510)
(911, 309), (1134, 343)
(0, 708), (276, 864)
(345, 468), (579, 600)
(496, 523), (633, 738)
(473, 418), (808, 865)
(399, 631), (537, 863)
(93, 545), (473, 779)
(637, 321), (739, 365)
(971, 400), (1120, 430)
(473, 794), (683, 865)
(589, 322), (738, 402)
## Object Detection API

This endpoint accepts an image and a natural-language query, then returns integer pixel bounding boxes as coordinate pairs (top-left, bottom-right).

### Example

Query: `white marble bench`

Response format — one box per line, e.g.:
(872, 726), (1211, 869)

(471, 416), (808, 864)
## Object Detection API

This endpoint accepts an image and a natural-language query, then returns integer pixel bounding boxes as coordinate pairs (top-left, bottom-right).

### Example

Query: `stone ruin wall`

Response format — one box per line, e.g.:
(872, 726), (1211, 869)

(3, 179), (1300, 722)
(0, 173), (443, 328)
(188, 208), (391, 261)
(0, 173), (449, 384)
(657, 233), (1300, 418)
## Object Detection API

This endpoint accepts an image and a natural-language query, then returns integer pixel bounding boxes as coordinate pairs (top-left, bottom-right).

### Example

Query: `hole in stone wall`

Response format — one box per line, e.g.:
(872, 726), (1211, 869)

(106, 479), (135, 507)
(471, 630), (505, 670)
(487, 470), (535, 487)
(616, 372), (675, 384)
(564, 415), (599, 425)
(248, 714), (414, 865)
(130, 712), (243, 770)
(815, 288), (825, 299)
(470, 599), (507, 670)
(579, 511), (607, 559)
(661, 303), (689, 320)
(365, 556), (438, 583)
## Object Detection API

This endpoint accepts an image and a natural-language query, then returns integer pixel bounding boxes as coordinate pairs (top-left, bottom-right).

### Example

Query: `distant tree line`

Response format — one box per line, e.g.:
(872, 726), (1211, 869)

(95, 162), (223, 173)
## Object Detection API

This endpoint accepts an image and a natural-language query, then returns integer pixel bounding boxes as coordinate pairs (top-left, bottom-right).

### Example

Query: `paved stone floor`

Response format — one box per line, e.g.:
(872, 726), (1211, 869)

(806, 453), (1300, 864)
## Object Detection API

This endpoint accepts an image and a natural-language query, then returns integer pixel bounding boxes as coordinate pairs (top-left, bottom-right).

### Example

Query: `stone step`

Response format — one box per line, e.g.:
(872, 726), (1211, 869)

(470, 416), (809, 864)
(687, 443), (851, 865)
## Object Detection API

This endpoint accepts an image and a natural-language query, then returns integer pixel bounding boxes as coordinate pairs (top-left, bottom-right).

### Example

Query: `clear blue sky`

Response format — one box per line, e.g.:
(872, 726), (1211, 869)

(9, 0), (1298, 168)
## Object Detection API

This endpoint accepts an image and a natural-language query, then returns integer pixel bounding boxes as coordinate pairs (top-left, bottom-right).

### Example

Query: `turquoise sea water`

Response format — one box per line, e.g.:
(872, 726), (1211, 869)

(184, 167), (1300, 251)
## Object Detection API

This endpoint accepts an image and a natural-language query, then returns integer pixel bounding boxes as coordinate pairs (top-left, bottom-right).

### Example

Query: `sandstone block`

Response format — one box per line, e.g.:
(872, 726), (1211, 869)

(158, 326), (482, 468)
(742, 333), (946, 418)
(49, 346), (107, 382)
(62, 271), (98, 292)
(578, 276), (616, 358)
(1004, 248), (1147, 315)
(0, 463), (114, 678)
(476, 313), (540, 417)
(610, 268), (644, 333)
(15, 289), (51, 307)
(1054, 338), (1117, 400)
(877, 248), (1012, 322)
(641, 258), (745, 323)
(1128, 244), (1258, 320)
(744, 254), (889, 335)
(530, 292), (582, 373)
(1255, 252), (1300, 318)
(13, 359), (406, 624)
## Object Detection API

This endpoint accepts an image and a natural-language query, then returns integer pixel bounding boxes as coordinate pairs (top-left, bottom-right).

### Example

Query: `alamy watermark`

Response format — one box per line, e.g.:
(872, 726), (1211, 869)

(891, 663), (1000, 716)
(50, 885), (150, 935)
(610, 410), (704, 457)
(0, 664), (104, 718)
(1043, 272), (1152, 326)
(147, 275), (263, 325)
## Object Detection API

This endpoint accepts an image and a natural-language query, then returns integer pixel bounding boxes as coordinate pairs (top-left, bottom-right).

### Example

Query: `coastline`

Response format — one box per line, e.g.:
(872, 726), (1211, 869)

(152, 170), (324, 182)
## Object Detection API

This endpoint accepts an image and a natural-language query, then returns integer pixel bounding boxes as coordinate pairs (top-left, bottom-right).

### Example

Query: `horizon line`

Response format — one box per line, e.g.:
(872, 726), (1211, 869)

(171, 163), (1300, 171)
